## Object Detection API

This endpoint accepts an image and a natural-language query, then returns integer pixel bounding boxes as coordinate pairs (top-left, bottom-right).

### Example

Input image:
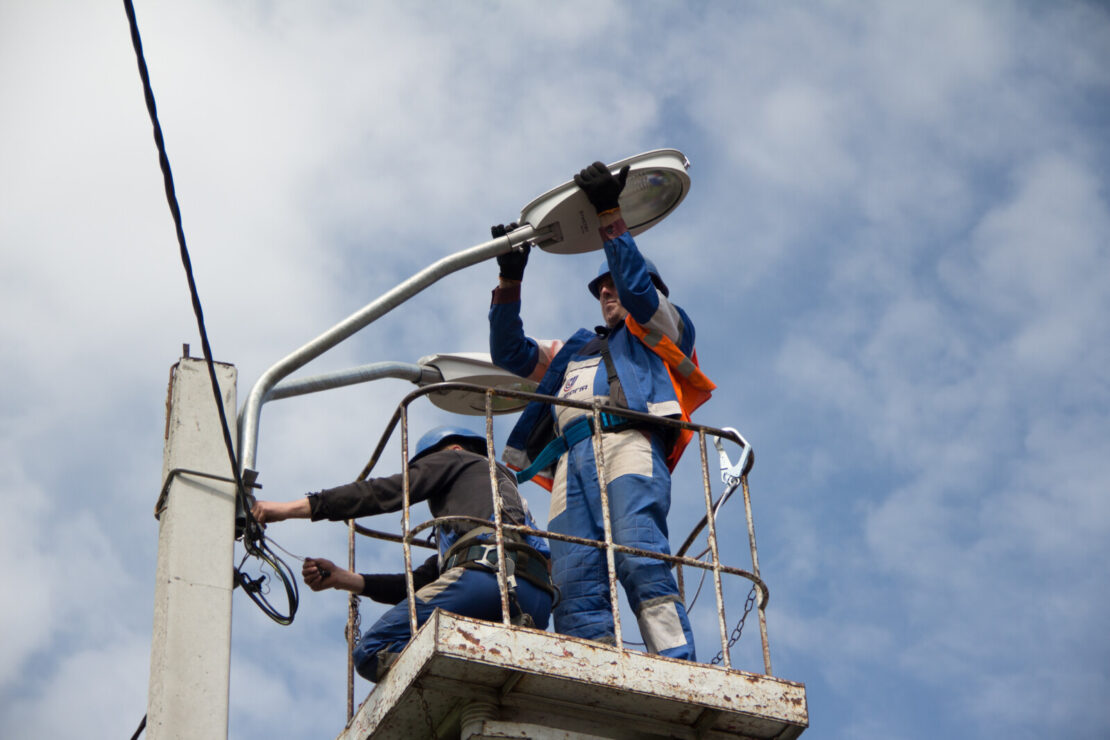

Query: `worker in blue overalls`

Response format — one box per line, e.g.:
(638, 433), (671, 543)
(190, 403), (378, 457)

(488, 162), (716, 660)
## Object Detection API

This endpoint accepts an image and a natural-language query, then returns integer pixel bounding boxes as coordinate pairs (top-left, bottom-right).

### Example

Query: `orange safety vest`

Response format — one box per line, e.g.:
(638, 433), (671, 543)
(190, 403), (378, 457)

(625, 315), (717, 470)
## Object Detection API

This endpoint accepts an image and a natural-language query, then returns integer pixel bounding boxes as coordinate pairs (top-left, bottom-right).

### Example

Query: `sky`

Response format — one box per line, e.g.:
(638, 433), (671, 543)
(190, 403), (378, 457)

(1, 1), (1108, 738)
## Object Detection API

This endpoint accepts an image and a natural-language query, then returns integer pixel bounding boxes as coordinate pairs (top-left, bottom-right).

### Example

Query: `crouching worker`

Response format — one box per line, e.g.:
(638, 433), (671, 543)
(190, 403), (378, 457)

(251, 426), (553, 682)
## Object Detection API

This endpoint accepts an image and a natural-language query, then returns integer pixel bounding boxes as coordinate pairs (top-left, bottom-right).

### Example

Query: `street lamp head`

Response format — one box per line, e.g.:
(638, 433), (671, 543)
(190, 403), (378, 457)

(417, 352), (536, 415)
(518, 149), (691, 255)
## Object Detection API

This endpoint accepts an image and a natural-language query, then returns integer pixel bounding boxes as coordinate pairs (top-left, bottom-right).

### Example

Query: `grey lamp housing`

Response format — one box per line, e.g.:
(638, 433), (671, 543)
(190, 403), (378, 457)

(519, 149), (691, 255)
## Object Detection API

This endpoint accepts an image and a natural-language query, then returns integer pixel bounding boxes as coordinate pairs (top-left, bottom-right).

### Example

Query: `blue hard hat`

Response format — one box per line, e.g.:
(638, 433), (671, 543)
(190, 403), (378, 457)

(411, 425), (488, 463)
(588, 258), (669, 298)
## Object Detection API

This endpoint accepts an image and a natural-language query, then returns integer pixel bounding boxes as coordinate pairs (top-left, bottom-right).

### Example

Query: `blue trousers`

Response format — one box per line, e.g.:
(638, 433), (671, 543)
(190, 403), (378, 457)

(548, 430), (696, 660)
(352, 566), (552, 681)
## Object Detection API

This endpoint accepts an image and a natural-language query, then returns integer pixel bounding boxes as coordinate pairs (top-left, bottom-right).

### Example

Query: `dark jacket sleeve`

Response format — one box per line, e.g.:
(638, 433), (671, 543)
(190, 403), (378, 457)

(307, 452), (469, 521)
(359, 555), (440, 604)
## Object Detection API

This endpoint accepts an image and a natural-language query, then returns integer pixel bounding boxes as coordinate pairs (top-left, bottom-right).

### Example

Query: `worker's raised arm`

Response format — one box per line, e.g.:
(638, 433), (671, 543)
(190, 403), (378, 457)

(575, 162), (690, 352)
(488, 222), (563, 381)
(604, 230), (691, 351)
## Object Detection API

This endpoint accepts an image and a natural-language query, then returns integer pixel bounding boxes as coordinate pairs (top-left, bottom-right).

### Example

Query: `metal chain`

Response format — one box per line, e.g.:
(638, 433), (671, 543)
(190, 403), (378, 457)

(711, 584), (757, 665)
(414, 680), (437, 737)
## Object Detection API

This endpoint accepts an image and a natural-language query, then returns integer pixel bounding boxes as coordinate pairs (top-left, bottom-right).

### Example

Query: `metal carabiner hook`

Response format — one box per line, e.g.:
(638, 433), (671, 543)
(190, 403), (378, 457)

(713, 427), (753, 487)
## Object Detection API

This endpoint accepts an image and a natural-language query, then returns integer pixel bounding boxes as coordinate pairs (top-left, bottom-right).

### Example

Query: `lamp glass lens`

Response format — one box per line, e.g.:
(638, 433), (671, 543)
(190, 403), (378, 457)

(620, 170), (684, 230)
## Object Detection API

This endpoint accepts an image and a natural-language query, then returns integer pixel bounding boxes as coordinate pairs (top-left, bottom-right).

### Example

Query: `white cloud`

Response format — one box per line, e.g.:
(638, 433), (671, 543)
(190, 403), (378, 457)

(3, 2), (1110, 739)
(0, 460), (56, 689)
(955, 155), (1109, 320)
(2, 636), (150, 739)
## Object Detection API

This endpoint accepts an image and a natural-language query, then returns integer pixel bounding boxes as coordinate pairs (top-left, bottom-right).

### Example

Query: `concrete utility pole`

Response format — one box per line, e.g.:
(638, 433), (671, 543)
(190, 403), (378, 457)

(148, 357), (238, 740)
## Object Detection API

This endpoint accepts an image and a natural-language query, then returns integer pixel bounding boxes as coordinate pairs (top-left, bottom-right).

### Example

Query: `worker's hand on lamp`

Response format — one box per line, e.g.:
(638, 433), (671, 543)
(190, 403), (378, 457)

(574, 161), (629, 214)
(493, 222), (530, 282)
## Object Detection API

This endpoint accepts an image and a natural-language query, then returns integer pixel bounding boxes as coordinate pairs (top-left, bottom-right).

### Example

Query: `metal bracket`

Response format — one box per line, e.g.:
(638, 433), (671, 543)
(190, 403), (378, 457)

(154, 467), (261, 520)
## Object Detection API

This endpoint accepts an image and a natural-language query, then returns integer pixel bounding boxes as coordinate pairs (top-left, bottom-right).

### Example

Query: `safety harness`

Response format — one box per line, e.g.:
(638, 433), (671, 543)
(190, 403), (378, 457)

(514, 411), (638, 484)
(515, 316), (715, 484)
(441, 526), (554, 597)
(624, 315), (716, 469)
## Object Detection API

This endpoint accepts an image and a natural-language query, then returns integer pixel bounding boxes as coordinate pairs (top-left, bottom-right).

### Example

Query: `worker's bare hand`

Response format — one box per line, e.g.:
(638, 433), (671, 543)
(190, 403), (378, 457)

(251, 499), (281, 523)
(303, 557), (339, 591)
(250, 498), (308, 524)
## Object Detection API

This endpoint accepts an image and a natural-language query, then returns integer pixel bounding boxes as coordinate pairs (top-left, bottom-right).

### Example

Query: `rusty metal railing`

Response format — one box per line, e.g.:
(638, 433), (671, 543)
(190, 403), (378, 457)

(341, 382), (772, 720)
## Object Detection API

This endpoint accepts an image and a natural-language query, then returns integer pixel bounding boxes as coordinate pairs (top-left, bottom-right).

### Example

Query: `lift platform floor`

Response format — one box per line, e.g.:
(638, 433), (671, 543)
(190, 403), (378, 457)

(336, 610), (807, 740)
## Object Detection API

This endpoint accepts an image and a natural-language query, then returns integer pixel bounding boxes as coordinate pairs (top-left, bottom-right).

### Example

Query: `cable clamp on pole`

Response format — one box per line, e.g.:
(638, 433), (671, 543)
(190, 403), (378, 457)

(154, 467), (262, 520)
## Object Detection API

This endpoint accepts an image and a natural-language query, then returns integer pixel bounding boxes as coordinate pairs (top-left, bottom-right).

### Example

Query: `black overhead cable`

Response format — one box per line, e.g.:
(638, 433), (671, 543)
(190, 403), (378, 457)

(128, 714), (146, 740)
(122, 0), (241, 489)
(123, 0), (297, 634)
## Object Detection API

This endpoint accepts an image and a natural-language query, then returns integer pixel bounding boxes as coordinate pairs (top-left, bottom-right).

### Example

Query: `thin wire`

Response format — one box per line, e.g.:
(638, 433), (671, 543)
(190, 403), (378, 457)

(684, 546), (712, 612)
(266, 535), (307, 563)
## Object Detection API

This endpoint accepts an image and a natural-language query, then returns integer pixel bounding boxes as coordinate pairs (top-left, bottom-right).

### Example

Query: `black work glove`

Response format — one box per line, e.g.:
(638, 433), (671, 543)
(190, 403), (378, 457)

(492, 222), (530, 281)
(574, 161), (630, 213)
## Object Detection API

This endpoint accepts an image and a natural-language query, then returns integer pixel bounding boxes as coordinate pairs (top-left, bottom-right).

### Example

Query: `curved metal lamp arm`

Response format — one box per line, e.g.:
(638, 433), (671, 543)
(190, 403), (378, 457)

(264, 362), (440, 402)
(237, 224), (535, 474)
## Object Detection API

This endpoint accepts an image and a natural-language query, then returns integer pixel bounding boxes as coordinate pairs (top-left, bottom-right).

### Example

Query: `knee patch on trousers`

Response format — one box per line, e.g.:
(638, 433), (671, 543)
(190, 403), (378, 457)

(415, 566), (465, 602)
(636, 595), (688, 653)
(376, 650), (400, 682)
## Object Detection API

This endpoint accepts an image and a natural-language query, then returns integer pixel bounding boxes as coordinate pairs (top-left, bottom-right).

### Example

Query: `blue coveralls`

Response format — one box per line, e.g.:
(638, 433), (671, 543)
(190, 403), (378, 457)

(489, 230), (698, 661)
(308, 448), (553, 681)
(351, 556), (552, 681)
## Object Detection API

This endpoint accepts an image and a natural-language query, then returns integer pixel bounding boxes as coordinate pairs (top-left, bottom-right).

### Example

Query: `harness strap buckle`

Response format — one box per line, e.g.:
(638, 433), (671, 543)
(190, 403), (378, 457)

(468, 544), (517, 592)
